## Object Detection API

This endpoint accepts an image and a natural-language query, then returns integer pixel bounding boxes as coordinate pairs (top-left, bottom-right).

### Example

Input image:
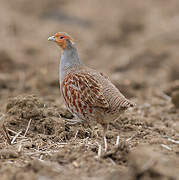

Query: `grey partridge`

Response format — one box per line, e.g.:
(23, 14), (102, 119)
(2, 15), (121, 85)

(48, 32), (135, 152)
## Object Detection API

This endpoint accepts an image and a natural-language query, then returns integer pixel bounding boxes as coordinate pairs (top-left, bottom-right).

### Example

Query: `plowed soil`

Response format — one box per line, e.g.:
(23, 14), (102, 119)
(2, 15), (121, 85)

(0, 1), (179, 180)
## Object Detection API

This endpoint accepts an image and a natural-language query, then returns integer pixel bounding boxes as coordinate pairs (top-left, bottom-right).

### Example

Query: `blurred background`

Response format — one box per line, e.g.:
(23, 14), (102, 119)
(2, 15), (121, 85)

(0, 0), (179, 103)
(0, 1), (179, 179)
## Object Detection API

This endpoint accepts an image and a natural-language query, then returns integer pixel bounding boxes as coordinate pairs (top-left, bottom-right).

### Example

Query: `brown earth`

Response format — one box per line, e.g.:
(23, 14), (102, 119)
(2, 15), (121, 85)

(0, 0), (179, 180)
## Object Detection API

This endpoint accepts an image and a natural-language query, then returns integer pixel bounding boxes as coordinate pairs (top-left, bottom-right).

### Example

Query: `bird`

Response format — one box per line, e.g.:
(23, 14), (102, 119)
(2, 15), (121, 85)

(48, 32), (135, 154)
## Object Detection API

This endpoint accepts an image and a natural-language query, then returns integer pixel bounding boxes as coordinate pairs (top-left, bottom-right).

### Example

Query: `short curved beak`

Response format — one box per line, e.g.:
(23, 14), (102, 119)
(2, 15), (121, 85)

(48, 36), (55, 41)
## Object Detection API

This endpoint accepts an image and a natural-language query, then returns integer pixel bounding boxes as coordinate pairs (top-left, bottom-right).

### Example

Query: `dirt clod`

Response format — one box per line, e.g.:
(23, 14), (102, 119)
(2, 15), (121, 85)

(0, 149), (19, 159)
(171, 90), (179, 108)
(128, 145), (179, 180)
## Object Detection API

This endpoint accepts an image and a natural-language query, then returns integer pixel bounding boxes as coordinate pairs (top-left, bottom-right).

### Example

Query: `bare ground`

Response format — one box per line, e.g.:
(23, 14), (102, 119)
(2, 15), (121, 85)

(0, 0), (179, 180)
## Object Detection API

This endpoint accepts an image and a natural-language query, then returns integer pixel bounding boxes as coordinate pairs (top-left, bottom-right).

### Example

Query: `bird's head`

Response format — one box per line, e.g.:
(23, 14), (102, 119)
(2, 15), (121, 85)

(48, 32), (74, 50)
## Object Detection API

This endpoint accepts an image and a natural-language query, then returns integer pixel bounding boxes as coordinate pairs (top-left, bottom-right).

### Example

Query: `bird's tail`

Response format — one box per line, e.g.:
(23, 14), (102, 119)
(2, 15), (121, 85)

(120, 98), (136, 109)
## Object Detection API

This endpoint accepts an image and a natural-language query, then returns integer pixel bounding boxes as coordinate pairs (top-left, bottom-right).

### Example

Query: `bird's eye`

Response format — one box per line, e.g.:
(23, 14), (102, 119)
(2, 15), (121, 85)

(59, 36), (64, 39)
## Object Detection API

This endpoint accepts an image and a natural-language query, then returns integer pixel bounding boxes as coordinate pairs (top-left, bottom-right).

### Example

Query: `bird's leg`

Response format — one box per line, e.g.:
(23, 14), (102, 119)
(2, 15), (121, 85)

(104, 136), (107, 152)
(103, 123), (108, 152)
(97, 142), (102, 158)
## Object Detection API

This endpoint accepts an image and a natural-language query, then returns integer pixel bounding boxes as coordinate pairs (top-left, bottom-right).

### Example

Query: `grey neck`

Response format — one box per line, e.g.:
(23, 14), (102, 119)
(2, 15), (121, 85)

(59, 42), (83, 84)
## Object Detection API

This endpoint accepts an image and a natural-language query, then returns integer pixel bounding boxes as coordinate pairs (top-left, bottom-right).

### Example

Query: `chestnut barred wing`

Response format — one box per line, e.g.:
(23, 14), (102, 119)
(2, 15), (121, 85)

(61, 72), (109, 115)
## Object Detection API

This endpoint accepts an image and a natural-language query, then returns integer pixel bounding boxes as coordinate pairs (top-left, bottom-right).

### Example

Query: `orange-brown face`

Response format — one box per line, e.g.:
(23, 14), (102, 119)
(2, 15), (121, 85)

(48, 32), (73, 50)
